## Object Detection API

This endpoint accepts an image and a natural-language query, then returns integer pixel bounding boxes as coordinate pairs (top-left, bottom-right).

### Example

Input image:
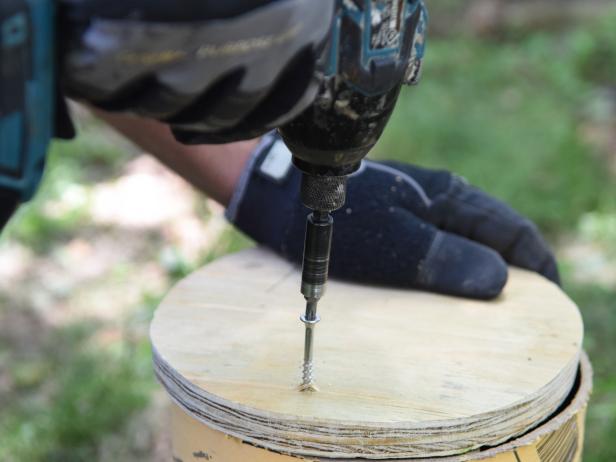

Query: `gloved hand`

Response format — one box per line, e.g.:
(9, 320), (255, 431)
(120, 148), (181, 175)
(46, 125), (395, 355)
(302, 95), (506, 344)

(227, 133), (560, 299)
(58, 0), (333, 143)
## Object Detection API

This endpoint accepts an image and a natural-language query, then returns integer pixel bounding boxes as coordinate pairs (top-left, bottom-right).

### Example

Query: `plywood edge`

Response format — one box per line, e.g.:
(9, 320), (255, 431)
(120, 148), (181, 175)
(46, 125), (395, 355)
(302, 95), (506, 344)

(167, 353), (591, 462)
(151, 342), (579, 429)
(152, 345), (582, 459)
(461, 351), (592, 462)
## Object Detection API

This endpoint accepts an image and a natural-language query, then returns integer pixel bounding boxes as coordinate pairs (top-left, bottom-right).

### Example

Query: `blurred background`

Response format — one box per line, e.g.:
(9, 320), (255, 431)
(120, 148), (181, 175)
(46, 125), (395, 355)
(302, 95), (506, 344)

(1, 1), (615, 460)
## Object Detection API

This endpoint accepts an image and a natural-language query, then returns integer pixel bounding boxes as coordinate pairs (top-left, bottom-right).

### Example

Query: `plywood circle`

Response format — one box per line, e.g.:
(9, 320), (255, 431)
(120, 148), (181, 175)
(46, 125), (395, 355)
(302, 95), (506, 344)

(151, 248), (583, 459)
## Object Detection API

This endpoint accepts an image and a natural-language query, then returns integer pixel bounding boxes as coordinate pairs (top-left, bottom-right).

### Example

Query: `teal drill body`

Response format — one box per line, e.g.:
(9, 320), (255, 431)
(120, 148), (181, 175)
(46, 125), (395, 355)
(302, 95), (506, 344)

(0, 0), (55, 225)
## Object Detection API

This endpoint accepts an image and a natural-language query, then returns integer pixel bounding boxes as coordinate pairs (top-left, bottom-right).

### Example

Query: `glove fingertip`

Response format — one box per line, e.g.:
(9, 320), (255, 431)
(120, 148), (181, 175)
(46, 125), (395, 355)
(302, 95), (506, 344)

(540, 257), (561, 286)
(466, 253), (508, 300)
(417, 232), (509, 300)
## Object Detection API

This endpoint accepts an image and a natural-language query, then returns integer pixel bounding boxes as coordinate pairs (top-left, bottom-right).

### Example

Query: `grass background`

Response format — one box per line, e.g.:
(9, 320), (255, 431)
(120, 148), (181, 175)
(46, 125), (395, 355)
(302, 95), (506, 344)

(0, 3), (615, 461)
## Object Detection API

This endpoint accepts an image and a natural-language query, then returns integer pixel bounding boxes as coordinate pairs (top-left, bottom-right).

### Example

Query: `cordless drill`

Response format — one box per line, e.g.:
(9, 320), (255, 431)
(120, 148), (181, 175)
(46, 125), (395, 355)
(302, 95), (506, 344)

(278, 0), (427, 391)
(0, 0), (425, 392)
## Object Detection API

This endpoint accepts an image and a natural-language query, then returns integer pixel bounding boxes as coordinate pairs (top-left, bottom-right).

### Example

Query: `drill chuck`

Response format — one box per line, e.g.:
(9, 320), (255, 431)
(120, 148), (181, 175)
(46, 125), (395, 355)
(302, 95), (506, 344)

(300, 173), (347, 212)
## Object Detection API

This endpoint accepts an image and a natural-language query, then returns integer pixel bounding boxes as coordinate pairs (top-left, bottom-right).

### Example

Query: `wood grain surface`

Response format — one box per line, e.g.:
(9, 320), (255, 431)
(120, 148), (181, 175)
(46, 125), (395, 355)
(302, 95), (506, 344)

(151, 248), (583, 459)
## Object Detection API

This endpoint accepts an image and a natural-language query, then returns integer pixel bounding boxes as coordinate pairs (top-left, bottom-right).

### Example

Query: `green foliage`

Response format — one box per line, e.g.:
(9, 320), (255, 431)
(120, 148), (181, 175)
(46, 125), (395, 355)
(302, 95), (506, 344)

(49, 132), (134, 184)
(201, 227), (255, 265)
(6, 200), (90, 253)
(160, 227), (254, 282)
(48, 354), (150, 457)
(159, 245), (195, 282)
(3, 126), (132, 254)
(571, 9), (616, 86)
(0, 321), (154, 462)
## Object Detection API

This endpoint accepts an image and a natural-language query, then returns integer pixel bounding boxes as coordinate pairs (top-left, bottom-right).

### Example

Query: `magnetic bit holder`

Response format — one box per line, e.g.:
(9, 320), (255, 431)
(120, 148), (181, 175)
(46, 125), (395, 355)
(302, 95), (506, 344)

(298, 211), (331, 392)
(298, 173), (347, 392)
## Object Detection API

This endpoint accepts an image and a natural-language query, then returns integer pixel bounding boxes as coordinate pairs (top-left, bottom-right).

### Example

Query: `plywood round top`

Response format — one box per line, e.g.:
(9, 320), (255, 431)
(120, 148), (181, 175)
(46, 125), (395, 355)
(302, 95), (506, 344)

(151, 248), (583, 459)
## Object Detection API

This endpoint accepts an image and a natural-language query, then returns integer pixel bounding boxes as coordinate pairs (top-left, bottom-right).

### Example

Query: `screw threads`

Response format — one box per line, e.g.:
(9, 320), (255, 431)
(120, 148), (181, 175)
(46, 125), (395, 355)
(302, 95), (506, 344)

(299, 360), (318, 392)
(299, 311), (320, 392)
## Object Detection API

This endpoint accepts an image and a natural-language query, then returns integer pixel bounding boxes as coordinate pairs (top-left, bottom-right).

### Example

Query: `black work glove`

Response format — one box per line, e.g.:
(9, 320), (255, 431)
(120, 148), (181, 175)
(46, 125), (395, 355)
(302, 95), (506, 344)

(227, 133), (560, 300)
(58, 0), (333, 143)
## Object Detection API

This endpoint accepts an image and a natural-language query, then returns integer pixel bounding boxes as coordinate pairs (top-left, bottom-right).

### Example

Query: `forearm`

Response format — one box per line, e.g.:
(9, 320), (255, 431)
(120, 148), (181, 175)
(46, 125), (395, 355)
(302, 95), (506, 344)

(92, 109), (258, 206)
